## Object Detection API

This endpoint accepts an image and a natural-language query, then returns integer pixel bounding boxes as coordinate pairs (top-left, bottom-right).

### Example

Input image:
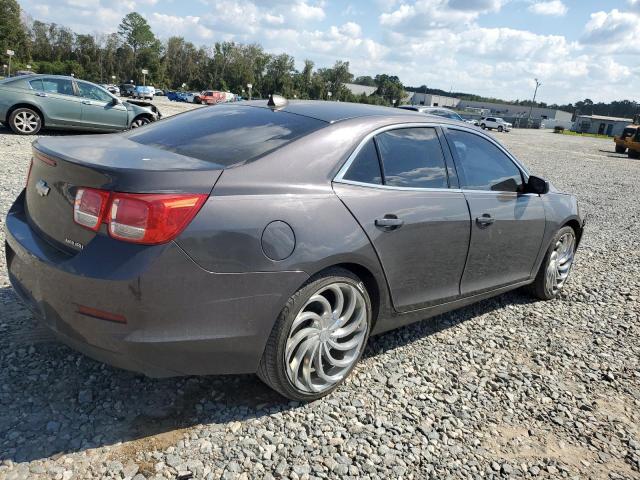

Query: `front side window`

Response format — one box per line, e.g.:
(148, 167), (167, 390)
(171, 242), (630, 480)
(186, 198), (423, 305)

(40, 78), (75, 96)
(77, 82), (112, 102)
(375, 127), (448, 189)
(343, 139), (382, 185)
(447, 129), (523, 192)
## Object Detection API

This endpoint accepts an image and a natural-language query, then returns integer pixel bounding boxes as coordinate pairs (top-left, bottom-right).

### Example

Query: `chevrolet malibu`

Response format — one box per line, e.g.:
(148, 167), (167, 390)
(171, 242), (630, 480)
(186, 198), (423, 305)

(5, 98), (584, 401)
(0, 75), (157, 135)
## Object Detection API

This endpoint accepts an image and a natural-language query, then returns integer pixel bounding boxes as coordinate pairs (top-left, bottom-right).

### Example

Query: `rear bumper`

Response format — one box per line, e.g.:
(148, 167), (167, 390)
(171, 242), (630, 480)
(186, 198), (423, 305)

(5, 192), (308, 377)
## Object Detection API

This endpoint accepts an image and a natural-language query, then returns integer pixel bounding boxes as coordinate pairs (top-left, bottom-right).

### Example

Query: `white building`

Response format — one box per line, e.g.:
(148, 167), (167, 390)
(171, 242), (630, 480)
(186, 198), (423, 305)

(573, 115), (633, 137)
(407, 93), (461, 108)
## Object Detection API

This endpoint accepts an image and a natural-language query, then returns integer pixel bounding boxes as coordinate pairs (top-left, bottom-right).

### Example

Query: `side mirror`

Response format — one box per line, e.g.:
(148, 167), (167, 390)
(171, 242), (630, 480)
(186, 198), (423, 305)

(111, 97), (120, 106)
(526, 175), (549, 195)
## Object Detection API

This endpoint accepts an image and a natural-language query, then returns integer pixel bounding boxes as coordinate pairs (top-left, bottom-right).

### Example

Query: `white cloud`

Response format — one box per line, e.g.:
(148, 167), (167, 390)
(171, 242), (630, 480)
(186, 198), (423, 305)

(149, 13), (215, 41)
(528, 1), (567, 17)
(582, 9), (640, 49)
(291, 1), (326, 21)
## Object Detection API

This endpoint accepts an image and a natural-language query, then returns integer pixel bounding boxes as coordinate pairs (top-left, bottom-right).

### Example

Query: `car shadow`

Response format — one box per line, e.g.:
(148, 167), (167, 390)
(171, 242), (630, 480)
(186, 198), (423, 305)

(0, 284), (536, 465)
(597, 149), (632, 159)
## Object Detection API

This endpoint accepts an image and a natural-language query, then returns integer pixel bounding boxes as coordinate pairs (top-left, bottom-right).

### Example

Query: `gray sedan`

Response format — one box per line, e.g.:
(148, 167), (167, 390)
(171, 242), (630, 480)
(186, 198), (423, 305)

(0, 74), (158, 135)
(5, 98), (584, 401)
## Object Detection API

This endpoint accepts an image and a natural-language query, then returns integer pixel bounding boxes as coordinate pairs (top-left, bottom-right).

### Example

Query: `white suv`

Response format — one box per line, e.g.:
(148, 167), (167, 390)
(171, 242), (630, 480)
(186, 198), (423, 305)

(479, 117), (512, 132)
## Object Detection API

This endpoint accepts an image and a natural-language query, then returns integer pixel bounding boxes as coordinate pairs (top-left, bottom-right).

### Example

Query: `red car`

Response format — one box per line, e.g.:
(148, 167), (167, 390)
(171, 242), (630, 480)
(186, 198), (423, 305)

(198, 90), (227, 105)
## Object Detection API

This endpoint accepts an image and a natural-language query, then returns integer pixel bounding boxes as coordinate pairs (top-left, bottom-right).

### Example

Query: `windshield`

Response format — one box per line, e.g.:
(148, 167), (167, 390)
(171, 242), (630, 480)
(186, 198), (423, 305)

(126, 104), (326, 167)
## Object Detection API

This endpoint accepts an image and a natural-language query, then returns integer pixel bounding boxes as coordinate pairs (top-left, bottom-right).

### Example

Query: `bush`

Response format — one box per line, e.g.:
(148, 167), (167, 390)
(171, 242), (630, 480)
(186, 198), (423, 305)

(554, 126), (565, 133)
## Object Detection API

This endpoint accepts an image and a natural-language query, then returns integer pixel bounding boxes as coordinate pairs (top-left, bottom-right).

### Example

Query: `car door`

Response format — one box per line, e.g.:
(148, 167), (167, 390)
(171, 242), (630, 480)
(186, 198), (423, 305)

(75, 81), (128, 130)
(28, 77), (83, 126)
(444, 127), (546, 295)
(333, 126), (471, 312)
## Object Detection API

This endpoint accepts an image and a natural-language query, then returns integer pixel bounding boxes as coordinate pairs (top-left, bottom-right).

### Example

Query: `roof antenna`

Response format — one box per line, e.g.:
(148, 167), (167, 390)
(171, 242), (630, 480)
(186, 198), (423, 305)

(268, 94), (288, 109)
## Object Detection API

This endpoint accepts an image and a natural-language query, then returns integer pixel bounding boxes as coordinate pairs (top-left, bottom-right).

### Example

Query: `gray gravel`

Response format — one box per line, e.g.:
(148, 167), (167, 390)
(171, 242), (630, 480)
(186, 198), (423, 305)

(0, 121), (638, 479)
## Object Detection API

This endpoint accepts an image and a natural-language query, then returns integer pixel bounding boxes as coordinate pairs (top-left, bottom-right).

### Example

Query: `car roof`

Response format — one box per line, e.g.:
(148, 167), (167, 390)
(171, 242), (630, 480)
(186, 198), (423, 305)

(241, 100), (420, 123)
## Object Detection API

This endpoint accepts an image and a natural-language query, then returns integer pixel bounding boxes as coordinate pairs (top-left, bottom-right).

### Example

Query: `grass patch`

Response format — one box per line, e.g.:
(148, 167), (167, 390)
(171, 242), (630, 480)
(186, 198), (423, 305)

(556, 130), (611, 139)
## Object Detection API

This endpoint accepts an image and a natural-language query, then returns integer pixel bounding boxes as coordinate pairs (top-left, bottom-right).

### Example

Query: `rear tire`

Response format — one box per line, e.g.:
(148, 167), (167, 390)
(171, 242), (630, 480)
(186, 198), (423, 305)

(9, 107), (42, 135)
(258, 268), (372, 402)
(481, 123), (486, 129)
(629, 150), (639, 159)
(528, 226), (576, 300)
(498, 126), (504, 132)
(615, 145), (626, 153)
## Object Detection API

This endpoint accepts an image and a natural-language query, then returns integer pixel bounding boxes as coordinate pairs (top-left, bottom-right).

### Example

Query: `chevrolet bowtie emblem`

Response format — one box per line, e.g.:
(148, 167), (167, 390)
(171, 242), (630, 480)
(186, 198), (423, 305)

(35, 179), (50, 197)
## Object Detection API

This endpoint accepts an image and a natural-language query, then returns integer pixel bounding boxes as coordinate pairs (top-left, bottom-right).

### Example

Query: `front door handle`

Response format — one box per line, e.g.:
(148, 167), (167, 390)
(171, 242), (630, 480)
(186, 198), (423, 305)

(476, 213), (495, 227)
(82, 100), (92, 105)
(375, 215), (404, 230)
(35, 92), (48, 97)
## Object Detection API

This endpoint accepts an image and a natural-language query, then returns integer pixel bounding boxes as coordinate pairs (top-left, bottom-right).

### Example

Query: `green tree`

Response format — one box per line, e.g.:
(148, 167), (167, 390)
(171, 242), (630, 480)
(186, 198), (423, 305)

(0, 0), (28, 64)
(118, 12), (156, 72)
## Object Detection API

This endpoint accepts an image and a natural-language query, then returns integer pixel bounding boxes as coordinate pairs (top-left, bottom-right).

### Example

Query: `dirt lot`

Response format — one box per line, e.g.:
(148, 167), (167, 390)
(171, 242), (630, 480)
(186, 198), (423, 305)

(0, 114), (638, 479)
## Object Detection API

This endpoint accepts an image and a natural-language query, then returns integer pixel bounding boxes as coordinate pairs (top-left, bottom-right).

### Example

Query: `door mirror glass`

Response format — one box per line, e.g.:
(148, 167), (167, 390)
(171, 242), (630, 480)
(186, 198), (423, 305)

(526, 175), (549, 194)
(111, 97), (120, 106)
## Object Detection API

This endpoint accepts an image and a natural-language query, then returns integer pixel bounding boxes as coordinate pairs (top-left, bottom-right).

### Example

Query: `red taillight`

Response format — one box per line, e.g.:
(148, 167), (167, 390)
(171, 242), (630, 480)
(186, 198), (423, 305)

(74, 188), (110, 231)
(72, 188), (206, 245)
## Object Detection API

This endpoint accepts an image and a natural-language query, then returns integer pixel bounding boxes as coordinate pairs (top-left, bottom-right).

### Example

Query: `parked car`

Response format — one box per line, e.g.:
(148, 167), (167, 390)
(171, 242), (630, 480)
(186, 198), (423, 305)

(397, 105), (465, 122)
(199, 90), (227, 105)
(133, 85), (154, 100)
(625, 128), (640, 159)
(119, 83), (135, 97)
(0, 75), (158, 135)
(5, 98), (584, 401)
(479, 117), (512, 132)
(186, 92), (203, 104)
(613, 124), (638, 153)
(153, 88), (165, 96)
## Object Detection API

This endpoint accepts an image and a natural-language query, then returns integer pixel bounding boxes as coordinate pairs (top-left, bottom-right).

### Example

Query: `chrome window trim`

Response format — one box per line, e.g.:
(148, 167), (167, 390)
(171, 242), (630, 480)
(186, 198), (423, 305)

(334, 122), (452, 191)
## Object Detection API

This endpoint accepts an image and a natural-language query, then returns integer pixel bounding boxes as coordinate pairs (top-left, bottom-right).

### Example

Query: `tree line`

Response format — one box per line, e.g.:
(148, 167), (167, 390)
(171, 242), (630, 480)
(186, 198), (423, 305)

(0, 0), (404, 104)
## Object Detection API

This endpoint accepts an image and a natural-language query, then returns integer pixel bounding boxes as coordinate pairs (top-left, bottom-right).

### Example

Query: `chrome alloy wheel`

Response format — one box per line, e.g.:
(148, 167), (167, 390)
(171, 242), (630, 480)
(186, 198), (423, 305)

(14, 111), (39, 133)
(284, 282), (368, 394)
(545, 231), (575, 295)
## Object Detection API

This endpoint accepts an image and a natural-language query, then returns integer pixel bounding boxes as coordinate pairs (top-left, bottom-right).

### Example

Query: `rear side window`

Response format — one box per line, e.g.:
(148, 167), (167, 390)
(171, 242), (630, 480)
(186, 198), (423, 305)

(375, 128), (448, 189)
(40, 78), (75, 96)
(447, 129), (523, 192)
(29, 79), (43, 91)
(126, 105), (326, 167)
(343, 139), (382, 184)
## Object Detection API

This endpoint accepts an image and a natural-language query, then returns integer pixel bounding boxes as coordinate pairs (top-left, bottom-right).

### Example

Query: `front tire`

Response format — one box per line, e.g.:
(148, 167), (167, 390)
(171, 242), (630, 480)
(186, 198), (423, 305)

(529, 226), (576, 300)
(481, 123), (486, 129)
(629, 150), (639, 159)
(130, 116), (151, 128)
(9, 107), (42, 135)
(498, 125), (504, 132)
(258, 268), (372, 401)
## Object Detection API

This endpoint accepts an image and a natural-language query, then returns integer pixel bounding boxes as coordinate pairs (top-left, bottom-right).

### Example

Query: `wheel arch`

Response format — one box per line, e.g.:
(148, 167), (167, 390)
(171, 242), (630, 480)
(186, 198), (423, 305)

(6, 103), (46, 127)
(130, 113), (154, 127)
(563, 218), (584, 245)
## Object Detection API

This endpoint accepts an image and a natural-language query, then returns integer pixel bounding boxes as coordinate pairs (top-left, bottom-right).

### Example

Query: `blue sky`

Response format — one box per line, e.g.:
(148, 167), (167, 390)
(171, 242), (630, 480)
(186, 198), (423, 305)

(17, 0), (640, 104)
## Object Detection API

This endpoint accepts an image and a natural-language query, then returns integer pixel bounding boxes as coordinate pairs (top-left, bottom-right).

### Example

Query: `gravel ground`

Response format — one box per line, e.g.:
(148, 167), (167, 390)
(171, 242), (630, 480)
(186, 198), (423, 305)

(0, 118), (638, 480)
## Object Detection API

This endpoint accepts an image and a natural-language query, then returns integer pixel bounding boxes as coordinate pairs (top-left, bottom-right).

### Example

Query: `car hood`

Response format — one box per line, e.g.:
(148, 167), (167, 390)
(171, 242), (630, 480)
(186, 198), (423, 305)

(123, 101), (157, 117)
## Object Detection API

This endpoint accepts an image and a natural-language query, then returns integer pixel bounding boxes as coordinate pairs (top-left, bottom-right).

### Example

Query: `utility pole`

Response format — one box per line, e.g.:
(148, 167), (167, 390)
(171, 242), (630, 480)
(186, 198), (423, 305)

(527, 78), (542, 128)
(6, 50), (15, 77)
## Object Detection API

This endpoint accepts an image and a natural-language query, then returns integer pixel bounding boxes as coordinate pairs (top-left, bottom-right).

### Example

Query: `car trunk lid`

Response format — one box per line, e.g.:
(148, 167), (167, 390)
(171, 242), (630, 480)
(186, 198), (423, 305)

(25, 135), (222, 254)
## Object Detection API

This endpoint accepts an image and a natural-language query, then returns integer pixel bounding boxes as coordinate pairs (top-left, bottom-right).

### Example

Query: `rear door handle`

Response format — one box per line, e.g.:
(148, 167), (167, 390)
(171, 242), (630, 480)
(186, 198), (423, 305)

(375, 215), (404, 230)
(476, 213), (495, 227)
(82, 100), (92, 105)
(35, 92), (48, 97)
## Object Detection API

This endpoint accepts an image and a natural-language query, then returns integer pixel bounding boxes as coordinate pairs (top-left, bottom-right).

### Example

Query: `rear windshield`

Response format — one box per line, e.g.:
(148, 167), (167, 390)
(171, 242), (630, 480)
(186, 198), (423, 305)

(126, 104), (326, 167)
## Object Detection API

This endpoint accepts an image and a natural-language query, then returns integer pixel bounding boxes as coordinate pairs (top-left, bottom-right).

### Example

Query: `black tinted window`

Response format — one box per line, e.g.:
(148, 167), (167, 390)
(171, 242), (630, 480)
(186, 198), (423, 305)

(126, 105), (326, 167)
(447, 129), (523, 192)
(343, 139), (382, 184)
(375, 128), (448, 189)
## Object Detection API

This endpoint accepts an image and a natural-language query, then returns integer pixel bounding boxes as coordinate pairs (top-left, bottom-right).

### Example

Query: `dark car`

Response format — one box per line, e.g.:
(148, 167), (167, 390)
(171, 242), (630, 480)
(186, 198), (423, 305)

(119, 83), (135, 97)
(5, 98), (584, 401)
(397, 105), (465, 122)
